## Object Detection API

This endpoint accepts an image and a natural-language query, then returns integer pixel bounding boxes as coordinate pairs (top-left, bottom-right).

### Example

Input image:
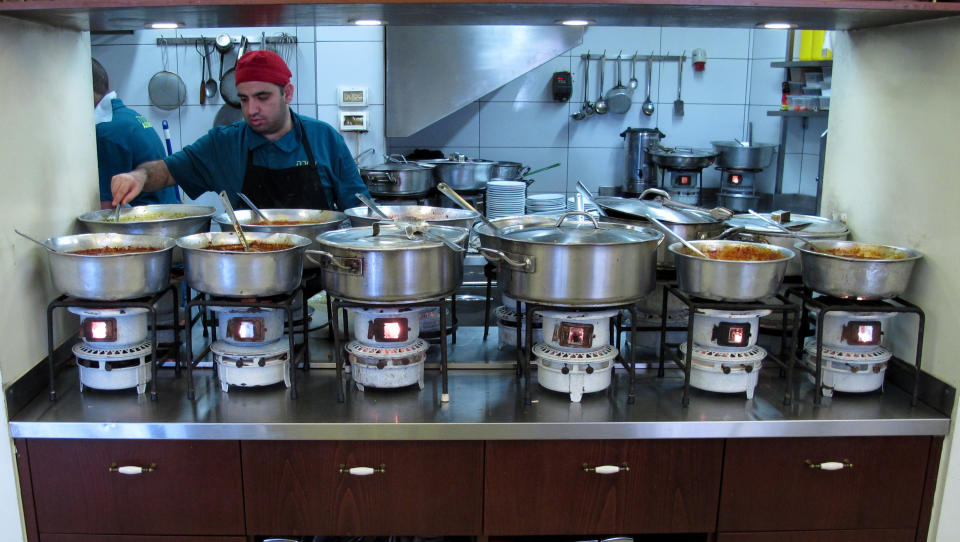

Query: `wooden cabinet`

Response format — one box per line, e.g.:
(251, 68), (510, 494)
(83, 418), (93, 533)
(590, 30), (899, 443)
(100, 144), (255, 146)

(717, 530), (915, 542)
(40, 537), (246, 542)
(484, 439), (723, 536)
(26, 439), (244, 536)
(242, 440), (483, 536)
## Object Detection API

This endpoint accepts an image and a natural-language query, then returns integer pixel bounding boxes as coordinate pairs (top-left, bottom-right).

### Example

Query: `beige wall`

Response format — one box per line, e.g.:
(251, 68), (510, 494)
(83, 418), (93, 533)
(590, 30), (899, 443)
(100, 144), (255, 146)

(823, 18), (960, 541)
(0, 15), (98, 541)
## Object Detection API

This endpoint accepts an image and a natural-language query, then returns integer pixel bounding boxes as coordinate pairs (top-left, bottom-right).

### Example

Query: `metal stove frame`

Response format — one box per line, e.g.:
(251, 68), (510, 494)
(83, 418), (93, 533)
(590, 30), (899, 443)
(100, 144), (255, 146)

(786, 286), (924, 406)
(184, 285), (309, 400)
(45, 284), (180, 402)
(658, 285), (801, 407)
(330, 295), (452, 403)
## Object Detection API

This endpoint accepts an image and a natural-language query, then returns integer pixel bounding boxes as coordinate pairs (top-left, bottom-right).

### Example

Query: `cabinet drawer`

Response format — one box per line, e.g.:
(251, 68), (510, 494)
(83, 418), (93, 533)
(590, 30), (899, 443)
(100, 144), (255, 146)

(717, 529), (915, 542)
(484, 439), (723, 535)
(242, 441), (483, 536)
(719, 437), (930, 531)
(28, 439), (244, 536)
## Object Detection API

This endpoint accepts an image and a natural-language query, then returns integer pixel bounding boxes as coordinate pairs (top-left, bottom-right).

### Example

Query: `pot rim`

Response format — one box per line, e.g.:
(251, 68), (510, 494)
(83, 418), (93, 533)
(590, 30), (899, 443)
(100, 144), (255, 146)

(78, 204), (216, 224)
(176, 231), (312, 253)
(796, 240), (923, 263)
(316, 224), (468, 251)
(497, 222), (663, 246)
(45, 232), (176, 257)
(667, 240), (795, 263)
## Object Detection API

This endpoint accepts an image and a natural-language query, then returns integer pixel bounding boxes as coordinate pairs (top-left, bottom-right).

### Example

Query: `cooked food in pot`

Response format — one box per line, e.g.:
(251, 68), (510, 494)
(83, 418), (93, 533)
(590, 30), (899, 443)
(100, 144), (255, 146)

(69, 246), (161, 255)
(680, 244), (784, 261)
(253, 219), (319, 225)
(205, 241), (296, 252)
(818, 244), (906, 260)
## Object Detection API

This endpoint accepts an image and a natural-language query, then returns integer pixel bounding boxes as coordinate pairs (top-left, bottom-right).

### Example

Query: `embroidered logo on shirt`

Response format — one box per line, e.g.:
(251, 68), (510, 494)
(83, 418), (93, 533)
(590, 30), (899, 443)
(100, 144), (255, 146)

(296, 160), (309, 166)
(136, 115), (153, 129)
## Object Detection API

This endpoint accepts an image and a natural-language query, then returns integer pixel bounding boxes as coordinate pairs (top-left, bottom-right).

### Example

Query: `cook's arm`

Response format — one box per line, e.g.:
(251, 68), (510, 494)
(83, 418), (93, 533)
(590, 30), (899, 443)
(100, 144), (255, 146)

(111, 160), (176, 206)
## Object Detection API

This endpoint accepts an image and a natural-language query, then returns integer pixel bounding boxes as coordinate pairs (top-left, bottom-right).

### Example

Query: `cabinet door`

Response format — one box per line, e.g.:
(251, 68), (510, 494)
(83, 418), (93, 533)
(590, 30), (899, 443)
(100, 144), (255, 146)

(243, 441), (483, 536)
(484, 439), (723, 535)
(717, 530), (915, 542)
(719, 436), (930, 532)
(28, 439), (244, 536)
(41, 536), (246, 542)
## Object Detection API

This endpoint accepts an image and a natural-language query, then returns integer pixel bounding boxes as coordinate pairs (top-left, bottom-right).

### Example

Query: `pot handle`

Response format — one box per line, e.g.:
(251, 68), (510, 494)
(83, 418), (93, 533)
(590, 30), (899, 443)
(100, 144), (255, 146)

(363, 171), (398, 184)
(638, 187), (670, 201)
(714, 226), (746, 240)
(478, 247), (534, 272)
(555, 211), (599, 229)
(305, 249), (359, 273)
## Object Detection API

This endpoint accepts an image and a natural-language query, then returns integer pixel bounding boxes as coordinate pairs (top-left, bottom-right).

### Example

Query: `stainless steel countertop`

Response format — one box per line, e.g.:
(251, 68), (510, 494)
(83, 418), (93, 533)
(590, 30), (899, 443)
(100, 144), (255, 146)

(9, 327), (950, 440)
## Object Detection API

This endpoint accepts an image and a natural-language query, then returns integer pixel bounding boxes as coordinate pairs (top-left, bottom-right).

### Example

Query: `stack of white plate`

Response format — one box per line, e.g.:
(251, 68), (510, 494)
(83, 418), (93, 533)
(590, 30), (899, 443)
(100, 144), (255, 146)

(567, 196), (599, 214)
(486, 180), (526, 218)
(526, 193), (567, 215)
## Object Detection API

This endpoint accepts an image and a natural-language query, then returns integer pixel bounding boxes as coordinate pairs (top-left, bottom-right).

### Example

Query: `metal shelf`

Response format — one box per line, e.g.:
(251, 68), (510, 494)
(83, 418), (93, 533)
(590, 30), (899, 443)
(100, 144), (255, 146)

(771, 60), (833, 68)
(767, 110), (830, 117)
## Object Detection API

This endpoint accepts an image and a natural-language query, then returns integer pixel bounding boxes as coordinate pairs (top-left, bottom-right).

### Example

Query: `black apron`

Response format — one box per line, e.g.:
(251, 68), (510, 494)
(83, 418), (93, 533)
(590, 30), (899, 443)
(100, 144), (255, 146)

(240, 117), (333, 210)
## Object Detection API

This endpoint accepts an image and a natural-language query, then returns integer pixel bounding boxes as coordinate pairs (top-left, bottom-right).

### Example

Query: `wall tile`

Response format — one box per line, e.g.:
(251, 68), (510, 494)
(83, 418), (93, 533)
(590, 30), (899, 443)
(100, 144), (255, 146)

(92, 29), (177, 47)
(484, 56), (572, 103)
(802, 115), (829, 153)
(388, 103), (480, 149)
(295, 41), (317, 106)
(317, 104), (387, 162)
(569, 27), (661, 58)
(662, 27), (750, 59)
(177, 104), (221, 148)
(749, 58), (783, 106)
(296, 26), (316, 43)
(799, 153), (822, 196)
(781, 153), (802, 193)
(315, 41), (385, 106)
(479, 102), (569, 148)
(752, 29), (789, 60)
(666, 58), (747, 105)
(568, 102), (661, 148)
(298, 104), (320, 120)
(477, 147), (567, 193)
(657, 104), (746, 149)
(317, 26), (384, 42)
(568, 147), (622, 194)
(92, 43), (169, 108)
(747, 105), (782, 145)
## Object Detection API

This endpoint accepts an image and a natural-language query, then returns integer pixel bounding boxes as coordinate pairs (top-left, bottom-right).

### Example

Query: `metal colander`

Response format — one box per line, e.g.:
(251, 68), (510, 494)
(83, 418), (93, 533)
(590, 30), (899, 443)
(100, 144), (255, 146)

(148, 38), (186, 111)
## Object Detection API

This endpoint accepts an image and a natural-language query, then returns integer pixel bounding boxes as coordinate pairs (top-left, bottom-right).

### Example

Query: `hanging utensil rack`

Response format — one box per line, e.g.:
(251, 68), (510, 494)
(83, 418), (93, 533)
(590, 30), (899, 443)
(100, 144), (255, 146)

(157, 35), (298, 47)
(581, 53), (684, 63)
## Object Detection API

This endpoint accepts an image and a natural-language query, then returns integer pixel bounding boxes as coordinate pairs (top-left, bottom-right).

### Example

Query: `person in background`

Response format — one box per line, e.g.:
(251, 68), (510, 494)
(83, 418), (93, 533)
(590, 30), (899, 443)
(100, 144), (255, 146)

(110, 50), (368, 210)
(92, 59), (179, 209)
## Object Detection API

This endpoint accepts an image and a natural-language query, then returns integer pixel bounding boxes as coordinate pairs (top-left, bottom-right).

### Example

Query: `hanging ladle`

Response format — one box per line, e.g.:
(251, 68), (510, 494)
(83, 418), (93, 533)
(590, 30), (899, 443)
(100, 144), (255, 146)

(747, 209), (816, 250)
(218, 190), (250, 251)
(356, 192), (464, 252)
(237, 192), (269, 223)
(14, 230), (56, 252)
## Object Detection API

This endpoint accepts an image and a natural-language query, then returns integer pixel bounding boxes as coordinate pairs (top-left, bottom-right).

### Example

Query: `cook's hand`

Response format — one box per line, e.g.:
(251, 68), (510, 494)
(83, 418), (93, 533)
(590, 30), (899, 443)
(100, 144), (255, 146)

(111, 171), (146, 207)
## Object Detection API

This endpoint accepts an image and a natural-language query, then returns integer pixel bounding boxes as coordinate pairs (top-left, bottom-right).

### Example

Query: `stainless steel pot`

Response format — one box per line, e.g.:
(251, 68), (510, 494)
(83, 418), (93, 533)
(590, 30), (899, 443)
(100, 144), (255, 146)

(43, 233), (174, 300)
(669, 240), (795, 301)
(725, 213), (849, 275)
(428, 157), (497, 191)
(309, 223), (468, 304)
(78, 204), (215, 237)
(344, 205), (479, 231)
(360, 162), (436, 196)
(212, 209), (347, 269)
(474, 215), (560, 253)
(711, 141), (777, 170)
(796, 240), (923, 300)
(649, 147), (718, 170)
(491, 161), (529, 180)
(176, 232), (312, 297)
(483, 212), (663, 307)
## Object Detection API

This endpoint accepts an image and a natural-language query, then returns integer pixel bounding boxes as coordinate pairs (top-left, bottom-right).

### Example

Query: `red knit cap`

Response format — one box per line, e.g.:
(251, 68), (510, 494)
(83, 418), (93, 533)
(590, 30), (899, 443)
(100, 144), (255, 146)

(235, 50), (292, 86)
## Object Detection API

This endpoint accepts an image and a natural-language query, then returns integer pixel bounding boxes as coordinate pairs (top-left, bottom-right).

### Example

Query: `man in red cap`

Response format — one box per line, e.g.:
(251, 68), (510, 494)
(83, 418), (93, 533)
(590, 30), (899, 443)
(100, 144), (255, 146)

(110, 50), (369, 211)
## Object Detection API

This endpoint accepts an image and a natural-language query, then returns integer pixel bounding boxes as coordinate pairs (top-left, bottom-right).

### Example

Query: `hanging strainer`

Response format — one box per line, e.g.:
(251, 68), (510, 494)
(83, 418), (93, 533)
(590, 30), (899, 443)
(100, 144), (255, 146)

(148, 38), (187, 110)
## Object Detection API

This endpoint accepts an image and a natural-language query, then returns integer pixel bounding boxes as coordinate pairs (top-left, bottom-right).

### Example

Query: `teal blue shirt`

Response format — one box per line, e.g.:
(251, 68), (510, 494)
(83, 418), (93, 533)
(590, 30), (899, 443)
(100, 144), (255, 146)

(164, 111), (367, 210)
(96, 99), (179, 205)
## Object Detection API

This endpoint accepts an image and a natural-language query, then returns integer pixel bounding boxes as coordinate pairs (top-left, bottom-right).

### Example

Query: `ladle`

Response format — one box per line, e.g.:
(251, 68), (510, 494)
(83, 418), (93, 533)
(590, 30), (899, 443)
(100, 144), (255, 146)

(571, 53), (593, 121)
(113, 204), (122, 223)
(356, 192), (463, 252)
(648, 217), (710, 259)
(628, 53), (639, 91)
(202, 40), (218, 100)
(218, 190), (250, 251)
(641, 55), (655, 116)
(594, 53), (609, 115)
(15, 230), (55, 252)
(747, 209), (816, 249)
(237, 193), (269, 222)
(437, 182), (496, 230)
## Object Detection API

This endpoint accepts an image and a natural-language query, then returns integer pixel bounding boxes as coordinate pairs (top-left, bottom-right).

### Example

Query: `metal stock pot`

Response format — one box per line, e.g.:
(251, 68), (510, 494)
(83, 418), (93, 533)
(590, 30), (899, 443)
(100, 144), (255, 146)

(426, 156), (497, 191)
(212, 209), (347, 269)
(360, 162), (436, 196)
(724, 213), (849, 275)
(669, 240), (794, 301)
(796, 240), (923, 300)
(345, 205), (479, 231)
(482, 212), (663, 307)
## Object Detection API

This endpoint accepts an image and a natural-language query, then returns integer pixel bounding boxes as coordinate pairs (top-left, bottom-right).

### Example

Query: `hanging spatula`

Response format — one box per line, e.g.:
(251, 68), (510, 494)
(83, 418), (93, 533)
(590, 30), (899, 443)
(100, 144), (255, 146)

(674, 54), (685, 116)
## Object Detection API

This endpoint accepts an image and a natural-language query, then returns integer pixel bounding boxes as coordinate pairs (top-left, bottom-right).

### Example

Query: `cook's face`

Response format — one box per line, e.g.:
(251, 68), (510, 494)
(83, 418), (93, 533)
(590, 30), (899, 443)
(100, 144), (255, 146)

(237, 81), (293, 135)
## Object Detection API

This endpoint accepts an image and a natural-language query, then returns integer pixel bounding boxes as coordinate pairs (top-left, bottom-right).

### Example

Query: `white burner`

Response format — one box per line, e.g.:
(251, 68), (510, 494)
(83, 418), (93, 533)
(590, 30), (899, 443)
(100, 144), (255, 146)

(73, 340), (153, 395)
(534, 343), (618, 402)
(211, 307), (285, 347)
(691, 309), (770, 350)
(811, 310), (896, 351)
(802, 337), (891, 397)
(69, 307), (149, 348)
(679, 342), (764, 399)
(210, 339), (290, 392)
(495, 305), (543, 351)
(540, 310), (619, 352)
(351, 307), (425, 347)
(347, 338), (429, 391)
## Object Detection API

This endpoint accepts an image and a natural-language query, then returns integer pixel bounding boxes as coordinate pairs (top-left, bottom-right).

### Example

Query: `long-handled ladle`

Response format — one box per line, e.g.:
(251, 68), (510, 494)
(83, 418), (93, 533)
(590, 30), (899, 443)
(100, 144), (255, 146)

(219, 190), (250, 251)
(237, 192), (269, 223)
(15, 230), (56, 252)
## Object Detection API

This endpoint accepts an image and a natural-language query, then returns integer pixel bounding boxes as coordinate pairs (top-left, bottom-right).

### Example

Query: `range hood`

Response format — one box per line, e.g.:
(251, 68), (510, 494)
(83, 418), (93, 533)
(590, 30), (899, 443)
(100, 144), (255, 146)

(385, 25), (583, 138)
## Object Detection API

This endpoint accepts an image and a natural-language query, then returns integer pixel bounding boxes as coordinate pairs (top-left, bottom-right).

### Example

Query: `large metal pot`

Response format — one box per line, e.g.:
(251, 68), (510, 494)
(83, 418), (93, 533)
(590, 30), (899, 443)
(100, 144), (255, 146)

(77, 204), (215, 237)
(648, 147), (718, 170)
(491, 161), (529, 180)
(711, 140), (778, 170)
(724, 213), (849, 275)
(212, 209), (347, 269)
(474, 214), (559, 253)
(360, 162), (435, 196)
(669, 240), (794, 301)
(176, 232), (312, 297)
(43, 233), (174, 300)
(428, 157), (497, 191)
(344, 205), (479, 231)
(309, 223), (468, 304)
(595, 196), (725, 267)
(483, 212), (663, 307)
(796, 240), (923, 300)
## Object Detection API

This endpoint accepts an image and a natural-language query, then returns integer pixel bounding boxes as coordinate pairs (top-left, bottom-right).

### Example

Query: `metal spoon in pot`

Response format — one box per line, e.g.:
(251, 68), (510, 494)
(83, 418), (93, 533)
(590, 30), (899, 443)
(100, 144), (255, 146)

(14, 230), (56, 252)
(437, 182), (496, 230)
(647, 217), (710, 259)
(747, 209), (816, 250)
(237, 192), (269, 223)
(218, 190), (250, 251)
(356, 192), (463, 252)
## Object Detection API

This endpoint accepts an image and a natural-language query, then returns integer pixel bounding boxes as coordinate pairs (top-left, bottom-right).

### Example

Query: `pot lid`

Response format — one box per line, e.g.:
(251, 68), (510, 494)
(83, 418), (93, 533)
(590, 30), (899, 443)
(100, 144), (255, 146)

(498, 218), (661, 245)
(594, 197), (717, 224)
(649, 147), (717, 159)
(318, 223), (467, 250)
(725, 213), (849, 236)
(361, 162), (431, 172)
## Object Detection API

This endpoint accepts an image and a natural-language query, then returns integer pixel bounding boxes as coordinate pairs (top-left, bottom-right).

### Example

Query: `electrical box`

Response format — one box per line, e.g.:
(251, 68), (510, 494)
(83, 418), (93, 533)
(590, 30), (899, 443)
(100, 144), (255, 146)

(551, 71), (572, 102)
(339, 111), (369, 132)
(337, 86), (369, 107)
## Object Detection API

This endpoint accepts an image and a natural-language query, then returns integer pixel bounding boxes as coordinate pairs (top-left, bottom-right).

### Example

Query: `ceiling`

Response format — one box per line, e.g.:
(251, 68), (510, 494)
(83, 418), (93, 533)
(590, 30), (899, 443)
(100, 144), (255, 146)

(4, 2), (960, 33)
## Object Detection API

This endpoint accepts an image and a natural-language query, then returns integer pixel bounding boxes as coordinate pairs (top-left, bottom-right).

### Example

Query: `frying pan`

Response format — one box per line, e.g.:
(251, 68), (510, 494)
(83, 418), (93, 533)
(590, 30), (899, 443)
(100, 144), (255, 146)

(219, 36), (247, 108)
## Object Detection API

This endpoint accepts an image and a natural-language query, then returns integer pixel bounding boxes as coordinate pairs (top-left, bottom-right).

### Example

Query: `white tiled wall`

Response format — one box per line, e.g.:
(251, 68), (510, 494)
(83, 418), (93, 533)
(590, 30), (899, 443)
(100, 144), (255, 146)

(389, 26), (820, 200)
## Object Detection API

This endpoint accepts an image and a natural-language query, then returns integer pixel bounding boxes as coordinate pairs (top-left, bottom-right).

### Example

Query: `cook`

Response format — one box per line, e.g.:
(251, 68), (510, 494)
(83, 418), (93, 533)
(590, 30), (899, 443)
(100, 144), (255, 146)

(110, 50), (369, 211)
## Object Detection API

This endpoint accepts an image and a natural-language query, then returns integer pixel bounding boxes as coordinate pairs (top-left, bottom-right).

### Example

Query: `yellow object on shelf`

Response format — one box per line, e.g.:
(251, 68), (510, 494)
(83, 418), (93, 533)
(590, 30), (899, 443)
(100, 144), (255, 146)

(799, 30), (814, 61)
(799, 30), (832, 61)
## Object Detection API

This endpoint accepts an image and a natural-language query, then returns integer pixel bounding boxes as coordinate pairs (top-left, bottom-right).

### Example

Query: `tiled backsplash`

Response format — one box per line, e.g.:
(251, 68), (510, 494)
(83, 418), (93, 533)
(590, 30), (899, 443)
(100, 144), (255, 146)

(92, 25), (822, 208)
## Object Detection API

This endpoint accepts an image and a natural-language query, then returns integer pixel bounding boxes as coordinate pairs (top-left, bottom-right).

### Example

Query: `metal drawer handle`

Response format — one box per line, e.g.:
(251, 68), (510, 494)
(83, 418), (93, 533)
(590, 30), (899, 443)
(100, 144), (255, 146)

(583, 462), (629, 474)
(806, 459), (854, 471)
(109, 462), (156, 475)
(338, 463), (386, 476)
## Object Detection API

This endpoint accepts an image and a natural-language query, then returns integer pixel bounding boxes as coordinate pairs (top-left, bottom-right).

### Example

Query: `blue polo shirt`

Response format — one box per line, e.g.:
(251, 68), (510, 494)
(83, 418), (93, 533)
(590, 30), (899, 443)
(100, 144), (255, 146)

(96, 99), (179, 205)
(164, 111), (367, 210)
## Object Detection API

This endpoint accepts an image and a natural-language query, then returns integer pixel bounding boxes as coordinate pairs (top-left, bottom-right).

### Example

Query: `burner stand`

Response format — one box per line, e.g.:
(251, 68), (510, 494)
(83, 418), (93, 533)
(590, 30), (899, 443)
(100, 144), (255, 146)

(786, 286), (924, 406)
(658, 285), (801, 407)
(330, 296), (453, 403)
(46, 284), (180, 402)
(185, 286), (309, 400)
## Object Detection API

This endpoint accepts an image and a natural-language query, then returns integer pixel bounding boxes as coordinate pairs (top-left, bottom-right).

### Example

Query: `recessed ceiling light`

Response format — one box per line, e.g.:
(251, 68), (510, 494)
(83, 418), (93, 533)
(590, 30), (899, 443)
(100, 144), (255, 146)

(351, 19), (385, 26)
(557, 19), (594, 26)
(148, 22), (182, 29)
(758, 22), (796, 29)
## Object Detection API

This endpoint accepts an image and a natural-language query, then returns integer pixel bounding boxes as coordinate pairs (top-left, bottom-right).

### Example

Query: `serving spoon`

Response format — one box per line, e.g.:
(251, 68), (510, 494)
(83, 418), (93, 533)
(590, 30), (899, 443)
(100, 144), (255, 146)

(218, 190), (250, 251)
(356, 192), (463, 252)
(437, 182), (496, 230)
(237, 192), (269, 223)
(646, 217), (710, 258)
(15, 230), (56, 252)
